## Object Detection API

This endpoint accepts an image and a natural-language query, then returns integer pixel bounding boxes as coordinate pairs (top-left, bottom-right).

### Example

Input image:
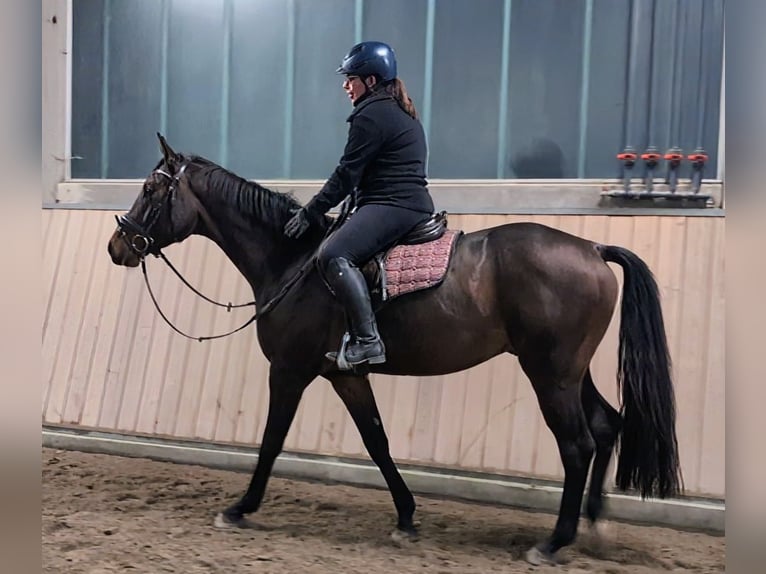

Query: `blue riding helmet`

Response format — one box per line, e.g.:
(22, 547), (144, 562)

(336, 41), (397, 82)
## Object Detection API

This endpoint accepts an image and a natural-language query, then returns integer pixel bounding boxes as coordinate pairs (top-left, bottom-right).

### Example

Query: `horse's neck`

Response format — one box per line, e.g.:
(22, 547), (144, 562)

(191, 188), (310, 302)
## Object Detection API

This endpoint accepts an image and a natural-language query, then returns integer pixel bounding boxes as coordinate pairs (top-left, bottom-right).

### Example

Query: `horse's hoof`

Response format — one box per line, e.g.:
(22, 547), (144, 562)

(582, 520), (612, 555)
(213, 512), (261, 530)
(525, 545), (558, 566)
(390, 527), (419, 545)
(590, 519), (613, 542)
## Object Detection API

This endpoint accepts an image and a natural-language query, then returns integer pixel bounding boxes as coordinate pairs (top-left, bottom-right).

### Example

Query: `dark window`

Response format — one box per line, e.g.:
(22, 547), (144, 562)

(71, 0), (723, 181)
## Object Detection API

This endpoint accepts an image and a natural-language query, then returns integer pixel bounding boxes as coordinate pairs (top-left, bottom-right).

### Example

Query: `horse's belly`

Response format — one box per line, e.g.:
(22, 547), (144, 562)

(373, 319), (510, 377)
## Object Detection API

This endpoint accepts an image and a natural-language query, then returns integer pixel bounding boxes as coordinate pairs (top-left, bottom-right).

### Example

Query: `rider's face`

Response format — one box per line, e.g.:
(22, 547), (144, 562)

(343, 75), (375, 104)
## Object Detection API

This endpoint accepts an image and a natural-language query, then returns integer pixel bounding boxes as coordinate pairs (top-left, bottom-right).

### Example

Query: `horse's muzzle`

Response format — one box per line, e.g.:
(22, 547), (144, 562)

(108, 230), (141, 267)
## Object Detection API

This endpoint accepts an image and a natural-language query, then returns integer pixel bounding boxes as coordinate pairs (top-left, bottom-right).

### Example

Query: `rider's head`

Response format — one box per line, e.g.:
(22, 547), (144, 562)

(337, 41), (397, 105)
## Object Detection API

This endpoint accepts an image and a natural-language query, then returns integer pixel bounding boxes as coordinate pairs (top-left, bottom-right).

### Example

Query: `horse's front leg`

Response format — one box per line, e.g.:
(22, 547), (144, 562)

(326, 372), (418, 542)
(215, 364), (310, 528)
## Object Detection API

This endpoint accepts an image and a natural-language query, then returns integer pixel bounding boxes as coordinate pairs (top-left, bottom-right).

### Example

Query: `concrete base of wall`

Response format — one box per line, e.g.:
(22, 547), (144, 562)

(42, 427), (724, 534)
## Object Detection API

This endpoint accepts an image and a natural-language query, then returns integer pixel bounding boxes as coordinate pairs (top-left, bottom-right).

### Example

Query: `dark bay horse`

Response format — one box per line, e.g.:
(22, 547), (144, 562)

(108, 135), (681, 565)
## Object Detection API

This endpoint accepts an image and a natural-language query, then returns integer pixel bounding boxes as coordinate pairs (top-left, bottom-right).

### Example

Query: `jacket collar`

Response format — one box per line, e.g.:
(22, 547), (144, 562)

(346, 93), (394, 122)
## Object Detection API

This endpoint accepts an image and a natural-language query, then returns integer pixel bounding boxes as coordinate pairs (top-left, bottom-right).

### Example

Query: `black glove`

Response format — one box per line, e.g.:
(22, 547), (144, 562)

(283, 208), (311, 238)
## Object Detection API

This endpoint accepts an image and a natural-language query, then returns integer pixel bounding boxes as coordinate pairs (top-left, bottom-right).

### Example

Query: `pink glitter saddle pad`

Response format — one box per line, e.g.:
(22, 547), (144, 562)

(381, 230), (461, 300)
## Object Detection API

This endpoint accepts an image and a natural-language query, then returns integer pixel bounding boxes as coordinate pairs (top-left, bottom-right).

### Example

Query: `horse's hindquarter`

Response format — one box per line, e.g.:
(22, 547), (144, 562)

(372, 223), (618, 377)
(490, 223), (619, 366)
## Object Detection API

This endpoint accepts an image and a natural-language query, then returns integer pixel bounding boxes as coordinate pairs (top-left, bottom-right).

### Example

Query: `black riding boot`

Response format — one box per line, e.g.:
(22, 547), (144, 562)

(324, 257), (386, 365)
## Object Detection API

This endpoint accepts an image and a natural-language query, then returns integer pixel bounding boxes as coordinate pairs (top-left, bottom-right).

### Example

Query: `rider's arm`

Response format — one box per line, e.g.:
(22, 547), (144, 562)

(304, 115), (383, 218)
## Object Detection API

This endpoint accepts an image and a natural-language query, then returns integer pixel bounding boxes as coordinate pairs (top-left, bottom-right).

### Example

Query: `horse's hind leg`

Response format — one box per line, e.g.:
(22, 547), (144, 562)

(327, 372), (418, 540)
(520, 358), (595, 565)
(582, 368), (621, 526)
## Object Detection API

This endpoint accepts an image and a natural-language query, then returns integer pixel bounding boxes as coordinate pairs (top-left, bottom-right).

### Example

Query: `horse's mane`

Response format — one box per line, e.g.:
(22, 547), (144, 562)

(186, 155), (323, 232)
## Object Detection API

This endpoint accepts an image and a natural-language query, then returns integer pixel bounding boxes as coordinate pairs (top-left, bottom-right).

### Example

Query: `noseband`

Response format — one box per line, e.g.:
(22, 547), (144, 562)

(115, 164), (187, 257)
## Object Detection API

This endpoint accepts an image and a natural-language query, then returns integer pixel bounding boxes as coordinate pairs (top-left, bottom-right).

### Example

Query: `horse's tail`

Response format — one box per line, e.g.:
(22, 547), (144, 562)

(598, 244), (683, 499)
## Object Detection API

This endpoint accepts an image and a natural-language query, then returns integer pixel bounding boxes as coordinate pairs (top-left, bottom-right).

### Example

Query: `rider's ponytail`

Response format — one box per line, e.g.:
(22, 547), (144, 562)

(382, 78), (418, 120)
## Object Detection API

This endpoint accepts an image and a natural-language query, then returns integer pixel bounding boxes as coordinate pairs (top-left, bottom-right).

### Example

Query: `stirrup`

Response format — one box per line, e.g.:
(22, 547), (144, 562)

(326, 332), (353, 370)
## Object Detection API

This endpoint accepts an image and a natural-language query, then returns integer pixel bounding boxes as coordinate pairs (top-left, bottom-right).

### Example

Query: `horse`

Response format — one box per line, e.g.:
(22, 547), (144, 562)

(107, 134), (681, 565)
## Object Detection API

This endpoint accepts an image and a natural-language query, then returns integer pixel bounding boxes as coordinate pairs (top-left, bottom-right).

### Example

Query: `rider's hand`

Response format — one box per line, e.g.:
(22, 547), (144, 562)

(283, 208), (311, 239)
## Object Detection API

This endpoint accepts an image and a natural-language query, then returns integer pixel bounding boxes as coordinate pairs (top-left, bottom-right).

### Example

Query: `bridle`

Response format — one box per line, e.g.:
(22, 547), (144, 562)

(114, 162), (268, 342)
(115, 165), (186, 257)
(115, 161), (325, 342)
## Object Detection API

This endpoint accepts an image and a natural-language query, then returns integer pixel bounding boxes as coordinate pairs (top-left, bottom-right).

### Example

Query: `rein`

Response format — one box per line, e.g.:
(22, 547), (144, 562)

(139, 250), (316, 342)
(156, 250), (255, 311)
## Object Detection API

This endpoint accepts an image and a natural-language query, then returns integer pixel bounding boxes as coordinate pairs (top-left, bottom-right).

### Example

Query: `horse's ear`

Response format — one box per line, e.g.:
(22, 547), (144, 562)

(157, 132), (180, 166)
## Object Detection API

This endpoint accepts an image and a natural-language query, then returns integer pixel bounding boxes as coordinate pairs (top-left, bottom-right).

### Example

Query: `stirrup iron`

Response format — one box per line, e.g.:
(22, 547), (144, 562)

(326, 332), (353, 370)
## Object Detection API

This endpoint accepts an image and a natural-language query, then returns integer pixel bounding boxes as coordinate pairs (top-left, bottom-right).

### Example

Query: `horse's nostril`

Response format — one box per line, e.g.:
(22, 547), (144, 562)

(108, 235), (128, 265)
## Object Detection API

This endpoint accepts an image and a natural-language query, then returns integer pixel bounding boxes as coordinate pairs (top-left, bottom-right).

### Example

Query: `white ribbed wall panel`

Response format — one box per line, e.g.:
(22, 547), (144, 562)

(42, 210), (725, 498)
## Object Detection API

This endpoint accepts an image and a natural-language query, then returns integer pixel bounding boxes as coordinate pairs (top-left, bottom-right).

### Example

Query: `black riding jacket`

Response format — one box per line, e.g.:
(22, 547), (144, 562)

(304, 93), (434, 219)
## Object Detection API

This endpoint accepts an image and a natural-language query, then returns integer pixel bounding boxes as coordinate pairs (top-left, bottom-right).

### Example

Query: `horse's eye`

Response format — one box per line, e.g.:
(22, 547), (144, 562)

(144, 185), (154, 196)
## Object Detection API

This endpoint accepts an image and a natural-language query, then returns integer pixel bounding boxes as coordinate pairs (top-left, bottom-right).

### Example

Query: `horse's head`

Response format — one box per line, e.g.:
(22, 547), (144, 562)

(108, 134), (200, 267)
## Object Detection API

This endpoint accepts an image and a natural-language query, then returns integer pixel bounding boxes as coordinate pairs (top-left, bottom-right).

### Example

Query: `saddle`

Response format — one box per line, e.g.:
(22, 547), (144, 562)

(363, 211), (462, 306)
(398, 210), (450, 245)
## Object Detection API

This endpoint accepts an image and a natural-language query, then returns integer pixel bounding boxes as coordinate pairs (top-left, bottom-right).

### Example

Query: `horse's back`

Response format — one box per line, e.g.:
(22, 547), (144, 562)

(465, 220), (597, 251)
(465, 221), (613, 278)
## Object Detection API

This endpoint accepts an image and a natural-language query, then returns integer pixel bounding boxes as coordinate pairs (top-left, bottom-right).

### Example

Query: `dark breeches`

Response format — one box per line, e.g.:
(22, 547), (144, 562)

(317, 204), (430, 272)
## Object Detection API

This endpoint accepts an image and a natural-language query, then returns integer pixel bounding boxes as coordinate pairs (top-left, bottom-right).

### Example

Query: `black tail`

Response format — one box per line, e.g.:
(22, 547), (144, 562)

(599, 245), (682, 499)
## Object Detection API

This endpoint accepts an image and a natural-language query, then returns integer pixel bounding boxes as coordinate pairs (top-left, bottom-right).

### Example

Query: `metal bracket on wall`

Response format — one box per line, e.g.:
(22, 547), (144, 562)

(604, 148), (713, 206)
(601, 186), (713, 206)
